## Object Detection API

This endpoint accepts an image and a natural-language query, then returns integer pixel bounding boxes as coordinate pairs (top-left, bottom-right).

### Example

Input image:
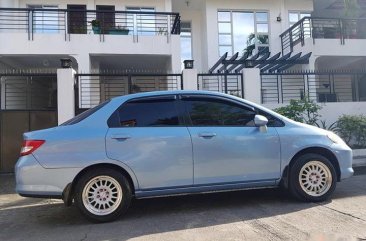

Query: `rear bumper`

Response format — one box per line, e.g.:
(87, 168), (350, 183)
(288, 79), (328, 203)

(15, 155), (81, 198)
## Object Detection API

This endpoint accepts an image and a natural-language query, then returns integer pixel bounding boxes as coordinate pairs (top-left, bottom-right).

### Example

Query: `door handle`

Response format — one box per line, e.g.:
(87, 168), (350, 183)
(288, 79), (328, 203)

(111, 134), (131, 140)
(198, 132), (217, 138)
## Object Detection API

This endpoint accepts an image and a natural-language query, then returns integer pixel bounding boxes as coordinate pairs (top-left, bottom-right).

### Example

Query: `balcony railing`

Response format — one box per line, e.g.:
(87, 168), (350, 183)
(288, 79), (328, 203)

(0, 8), (181, 41)
(280, 17), (366, 54)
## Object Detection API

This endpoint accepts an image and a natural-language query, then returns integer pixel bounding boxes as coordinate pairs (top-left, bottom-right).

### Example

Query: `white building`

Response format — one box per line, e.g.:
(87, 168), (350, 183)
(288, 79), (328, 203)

(0, 0), (366, 172)
(0, 0), (314, 73)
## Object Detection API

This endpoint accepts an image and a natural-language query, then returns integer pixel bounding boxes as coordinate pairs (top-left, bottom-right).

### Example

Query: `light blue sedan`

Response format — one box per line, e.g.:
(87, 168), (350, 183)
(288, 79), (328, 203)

(15, 91), (353, 222)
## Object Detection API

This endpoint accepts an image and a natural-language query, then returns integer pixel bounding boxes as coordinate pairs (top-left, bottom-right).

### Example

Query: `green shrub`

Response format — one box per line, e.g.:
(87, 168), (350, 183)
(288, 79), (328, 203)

(315, 120), (339, 132)
(273, 97), (322, 125)
(337, 115), (366, 148)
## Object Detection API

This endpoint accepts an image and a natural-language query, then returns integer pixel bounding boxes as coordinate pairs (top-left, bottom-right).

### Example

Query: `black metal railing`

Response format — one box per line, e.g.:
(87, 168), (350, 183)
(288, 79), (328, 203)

(197, 73), (244, 98)
(75, 73), (183, 109)
(0, 8), (180, 41)
(260, 71), (366, 104)
(280, 17), (366, 54)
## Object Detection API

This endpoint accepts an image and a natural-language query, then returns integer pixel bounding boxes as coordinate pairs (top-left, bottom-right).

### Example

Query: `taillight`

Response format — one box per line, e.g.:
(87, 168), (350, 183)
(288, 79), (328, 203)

(20, 140), (45, 156)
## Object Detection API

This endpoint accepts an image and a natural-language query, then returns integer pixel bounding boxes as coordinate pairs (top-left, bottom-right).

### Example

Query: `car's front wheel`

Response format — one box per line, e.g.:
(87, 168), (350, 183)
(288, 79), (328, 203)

(289, 153), (337, 202)
(74, 168), (132, 222)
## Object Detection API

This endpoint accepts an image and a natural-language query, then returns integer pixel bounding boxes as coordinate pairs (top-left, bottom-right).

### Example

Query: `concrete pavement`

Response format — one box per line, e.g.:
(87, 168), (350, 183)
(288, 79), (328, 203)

(1, 169), (366, 241)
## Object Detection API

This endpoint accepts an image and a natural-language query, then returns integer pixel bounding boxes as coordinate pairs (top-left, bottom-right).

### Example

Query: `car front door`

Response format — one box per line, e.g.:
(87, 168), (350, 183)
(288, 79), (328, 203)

(105, 95), (193, 190)
(181, 95), (281, 185)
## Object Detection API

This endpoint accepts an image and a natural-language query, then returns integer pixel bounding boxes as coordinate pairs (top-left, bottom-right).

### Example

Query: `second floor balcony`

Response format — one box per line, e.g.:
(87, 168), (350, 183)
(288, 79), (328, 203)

(280, 16), (366, 55)
(0, 7), (181, 42)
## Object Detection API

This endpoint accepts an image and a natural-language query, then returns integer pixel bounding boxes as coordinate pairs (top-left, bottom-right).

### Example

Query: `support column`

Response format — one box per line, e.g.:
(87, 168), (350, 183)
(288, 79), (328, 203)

(57, 68), (76, 125)
(243, 68), (261, 104)
(0, 0), (16, 8)
(182, 68), (198, 90)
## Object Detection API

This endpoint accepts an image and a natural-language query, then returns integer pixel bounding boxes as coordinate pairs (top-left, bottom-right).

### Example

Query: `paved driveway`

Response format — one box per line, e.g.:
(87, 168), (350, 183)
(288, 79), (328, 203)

(1, 170), (366, 241)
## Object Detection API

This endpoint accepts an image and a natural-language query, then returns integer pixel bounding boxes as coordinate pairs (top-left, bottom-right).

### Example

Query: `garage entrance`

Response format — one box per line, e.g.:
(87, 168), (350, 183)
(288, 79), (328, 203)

(0, 72), (58, 172)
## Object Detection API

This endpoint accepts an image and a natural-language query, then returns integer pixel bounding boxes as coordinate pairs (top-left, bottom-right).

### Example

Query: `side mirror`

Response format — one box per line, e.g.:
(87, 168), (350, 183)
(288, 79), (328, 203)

(254, 115), (268, 127)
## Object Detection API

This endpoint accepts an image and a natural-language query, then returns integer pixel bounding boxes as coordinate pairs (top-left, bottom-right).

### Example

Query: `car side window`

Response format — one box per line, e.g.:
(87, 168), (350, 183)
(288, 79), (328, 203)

(109, 98), (180, 127)
(183, 97), (256, 127)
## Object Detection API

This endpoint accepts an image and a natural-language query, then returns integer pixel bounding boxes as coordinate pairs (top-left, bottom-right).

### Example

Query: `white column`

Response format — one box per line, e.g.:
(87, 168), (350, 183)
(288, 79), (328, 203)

(182, 68), (198, 90)
(57, 68), (76, 125)
(164, 0), (172, 11)
(0, 0), (15, 8)
(243, 68), (261, 104)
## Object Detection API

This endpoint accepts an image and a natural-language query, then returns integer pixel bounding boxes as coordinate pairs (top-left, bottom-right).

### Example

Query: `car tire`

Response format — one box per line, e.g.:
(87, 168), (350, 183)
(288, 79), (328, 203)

(289, 153), (337, 202)
(74, 167), (132, 223)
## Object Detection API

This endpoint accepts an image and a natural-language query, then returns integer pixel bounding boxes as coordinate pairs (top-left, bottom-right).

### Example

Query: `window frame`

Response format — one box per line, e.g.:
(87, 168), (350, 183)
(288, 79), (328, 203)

(217, 9), (270, 57)
(125, 6), (156, 36)
(108, 95), (185, 128)
(288, 11), (311, 27)
(27, 4), (59, 34)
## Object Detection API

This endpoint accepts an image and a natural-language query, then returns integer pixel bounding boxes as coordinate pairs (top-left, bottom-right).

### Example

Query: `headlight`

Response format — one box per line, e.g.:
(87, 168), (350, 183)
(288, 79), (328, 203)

(327, 132), (345, 145)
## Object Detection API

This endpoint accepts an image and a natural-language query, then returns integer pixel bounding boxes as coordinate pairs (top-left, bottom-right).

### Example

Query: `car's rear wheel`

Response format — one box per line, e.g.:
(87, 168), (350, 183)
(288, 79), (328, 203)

(74, 168), (132, 222)
(289, 153), (337, 202)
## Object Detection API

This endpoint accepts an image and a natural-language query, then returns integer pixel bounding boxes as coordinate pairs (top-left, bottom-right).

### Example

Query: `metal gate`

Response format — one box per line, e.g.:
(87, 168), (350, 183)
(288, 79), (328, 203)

(197, 73), (244, 98)
(0, 72), (58, 172)
(260, 71), (363, 104)
(75, 73), (183, 113)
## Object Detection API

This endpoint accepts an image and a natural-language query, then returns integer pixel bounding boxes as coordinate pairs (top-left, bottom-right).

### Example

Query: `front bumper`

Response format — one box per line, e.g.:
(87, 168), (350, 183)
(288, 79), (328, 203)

(332, 144), (354, 180)
(15, 154), (81, 198)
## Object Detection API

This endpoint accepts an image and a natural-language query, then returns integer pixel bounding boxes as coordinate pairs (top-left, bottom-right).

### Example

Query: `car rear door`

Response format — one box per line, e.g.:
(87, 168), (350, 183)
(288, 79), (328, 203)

(105, 95), (193, 190)
(181, 95), (281, 185)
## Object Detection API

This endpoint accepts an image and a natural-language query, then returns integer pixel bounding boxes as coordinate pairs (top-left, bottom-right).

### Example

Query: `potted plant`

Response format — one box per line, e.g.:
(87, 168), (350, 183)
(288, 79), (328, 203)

(109, 25), (129, 35)
(90, 20), (101, 34)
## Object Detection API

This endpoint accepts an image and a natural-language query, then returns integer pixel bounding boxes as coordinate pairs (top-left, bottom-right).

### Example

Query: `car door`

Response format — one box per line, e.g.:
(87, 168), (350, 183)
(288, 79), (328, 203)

(181, 95), (281, 185)
(105, 95), (193, 190)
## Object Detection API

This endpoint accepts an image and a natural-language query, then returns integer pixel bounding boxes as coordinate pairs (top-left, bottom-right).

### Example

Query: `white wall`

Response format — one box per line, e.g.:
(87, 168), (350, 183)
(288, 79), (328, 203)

(295, 38), (366, 64)
(179, 9), (203, 72)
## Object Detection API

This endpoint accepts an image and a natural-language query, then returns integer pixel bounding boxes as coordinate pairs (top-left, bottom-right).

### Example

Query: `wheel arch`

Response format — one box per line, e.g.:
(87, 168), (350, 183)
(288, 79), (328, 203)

(281, 147), (341, 188)
(63, 163), (137, 206)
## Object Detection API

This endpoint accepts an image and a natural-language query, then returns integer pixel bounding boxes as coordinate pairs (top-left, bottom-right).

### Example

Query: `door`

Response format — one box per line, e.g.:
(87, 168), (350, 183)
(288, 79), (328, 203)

(105, 95), (193, 189)
(96, 5), (115, 33)
(67, 5), (87, 34)
(181, 95), (281, 185)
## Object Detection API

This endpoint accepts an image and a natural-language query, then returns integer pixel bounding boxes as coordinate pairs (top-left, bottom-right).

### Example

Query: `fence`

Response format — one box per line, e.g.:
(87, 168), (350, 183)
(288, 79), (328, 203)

(75, 73), (183, 110)
(0, 7), (180, 41)
(197, 73), (244, 98)
(261, 71), (366, 104)
(280, 17), (366, 54)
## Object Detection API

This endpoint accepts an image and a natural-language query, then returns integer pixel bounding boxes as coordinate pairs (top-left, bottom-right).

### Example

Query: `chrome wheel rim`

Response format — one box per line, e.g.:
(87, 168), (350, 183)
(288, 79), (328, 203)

(299, 161), (332, 197)
(82, 176), (123, 216)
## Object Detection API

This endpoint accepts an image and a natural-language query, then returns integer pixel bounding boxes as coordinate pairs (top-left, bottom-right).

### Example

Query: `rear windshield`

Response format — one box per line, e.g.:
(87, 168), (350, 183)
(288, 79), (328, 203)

(61, 100), (110, 126)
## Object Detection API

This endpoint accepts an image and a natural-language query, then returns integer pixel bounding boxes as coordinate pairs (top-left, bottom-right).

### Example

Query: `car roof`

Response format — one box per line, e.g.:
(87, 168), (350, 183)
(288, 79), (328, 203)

(112, 90), (234, 102)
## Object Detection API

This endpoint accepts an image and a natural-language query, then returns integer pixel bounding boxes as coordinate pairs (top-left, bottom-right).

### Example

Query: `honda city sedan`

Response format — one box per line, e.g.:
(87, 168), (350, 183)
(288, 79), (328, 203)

(15, 91), (353, 222)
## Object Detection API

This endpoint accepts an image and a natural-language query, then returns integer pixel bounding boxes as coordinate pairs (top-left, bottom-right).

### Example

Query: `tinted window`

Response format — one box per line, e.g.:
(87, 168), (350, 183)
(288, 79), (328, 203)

(62, 100), (110, 126)
(115, 98), (179, 127)
(183, 97), (256, 126)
